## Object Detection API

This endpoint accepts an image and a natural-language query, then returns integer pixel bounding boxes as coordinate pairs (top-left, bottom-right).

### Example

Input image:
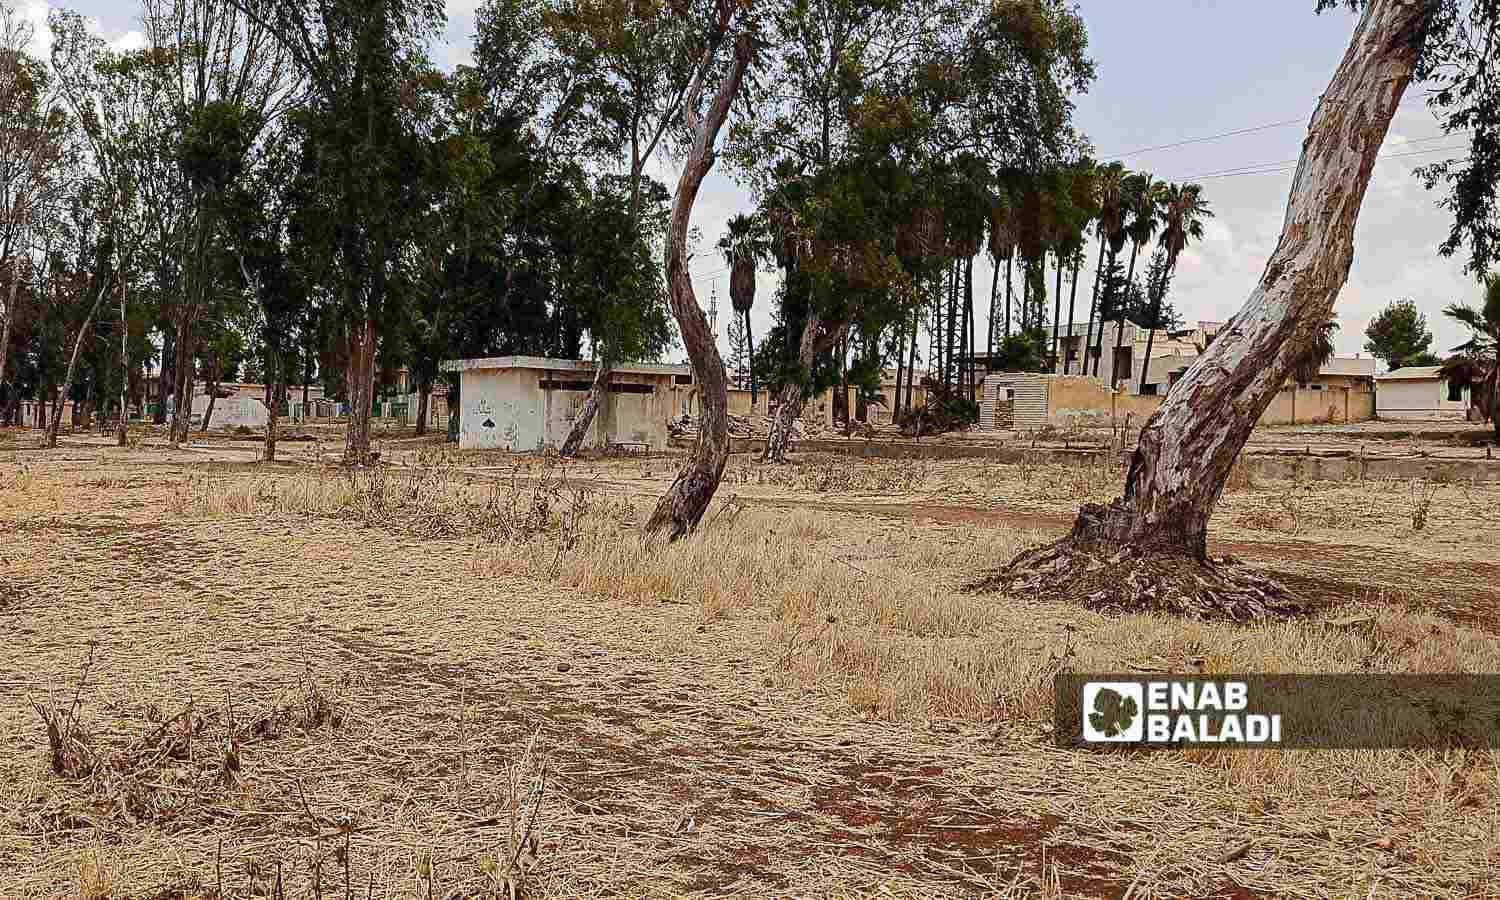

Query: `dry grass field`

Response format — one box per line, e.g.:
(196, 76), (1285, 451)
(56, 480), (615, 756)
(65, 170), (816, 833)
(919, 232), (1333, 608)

(3, 429), (1500, 898)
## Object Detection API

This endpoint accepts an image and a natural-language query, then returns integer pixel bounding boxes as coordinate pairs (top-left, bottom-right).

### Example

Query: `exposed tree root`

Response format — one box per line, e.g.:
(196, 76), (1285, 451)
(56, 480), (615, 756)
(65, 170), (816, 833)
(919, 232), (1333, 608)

(968, 502), (1312, 622)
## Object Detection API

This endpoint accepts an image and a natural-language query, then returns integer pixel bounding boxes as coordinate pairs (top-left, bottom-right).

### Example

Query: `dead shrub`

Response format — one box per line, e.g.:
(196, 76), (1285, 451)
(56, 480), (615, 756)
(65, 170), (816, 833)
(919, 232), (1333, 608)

(1408, 479), (1439, 531)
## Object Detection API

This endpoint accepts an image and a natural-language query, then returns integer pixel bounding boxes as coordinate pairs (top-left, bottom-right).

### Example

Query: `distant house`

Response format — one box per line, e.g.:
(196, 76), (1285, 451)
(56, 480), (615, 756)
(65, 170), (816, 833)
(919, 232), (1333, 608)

(1375, 366), (1471, 419)
(440, 356), (691, 451)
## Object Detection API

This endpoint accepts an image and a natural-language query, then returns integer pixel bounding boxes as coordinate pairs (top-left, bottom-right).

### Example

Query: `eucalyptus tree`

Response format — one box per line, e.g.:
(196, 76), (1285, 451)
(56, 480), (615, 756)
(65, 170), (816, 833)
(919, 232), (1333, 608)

(642, 0), (753, 541)
(989, 0), (1500, 619)
(0, 4), (70, 412)
(137, 0), (295, 445)
(227, 0), (445, 465)
(1137, 181), (1210, 392)
(540, 0), (728, 455)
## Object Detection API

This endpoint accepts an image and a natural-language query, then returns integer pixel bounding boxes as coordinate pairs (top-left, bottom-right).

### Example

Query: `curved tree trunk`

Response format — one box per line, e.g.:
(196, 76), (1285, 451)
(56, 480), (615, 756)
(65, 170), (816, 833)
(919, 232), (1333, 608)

(763, 310), (823, 464)
(983, 0), (1434, 619)
(561, 361), (610, 457)
(643, 27), (753, 542)
(46, 282), (110, 449)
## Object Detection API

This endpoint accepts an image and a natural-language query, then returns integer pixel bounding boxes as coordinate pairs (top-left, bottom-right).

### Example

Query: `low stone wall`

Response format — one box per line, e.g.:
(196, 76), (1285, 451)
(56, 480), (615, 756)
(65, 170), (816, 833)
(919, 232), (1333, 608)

(709, 435), (1500, 482)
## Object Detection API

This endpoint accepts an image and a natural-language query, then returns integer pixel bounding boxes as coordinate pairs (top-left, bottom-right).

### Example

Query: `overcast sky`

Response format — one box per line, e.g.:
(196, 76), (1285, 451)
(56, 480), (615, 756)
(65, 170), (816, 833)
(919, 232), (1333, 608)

(39, 0), (1484, 369)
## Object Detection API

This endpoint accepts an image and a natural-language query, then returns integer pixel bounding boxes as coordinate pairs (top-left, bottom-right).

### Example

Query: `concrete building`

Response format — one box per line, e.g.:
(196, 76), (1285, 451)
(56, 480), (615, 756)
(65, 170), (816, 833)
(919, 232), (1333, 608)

(1375, 366), (1471, 419)
(441, 356), (690, 451)
(969, 321), (1226, 395)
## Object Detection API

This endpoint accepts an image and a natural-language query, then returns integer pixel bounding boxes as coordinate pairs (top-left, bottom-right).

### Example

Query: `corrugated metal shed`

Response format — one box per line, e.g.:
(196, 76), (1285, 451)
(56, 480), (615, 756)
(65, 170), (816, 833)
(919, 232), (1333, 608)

(980, 373), (1049, 430)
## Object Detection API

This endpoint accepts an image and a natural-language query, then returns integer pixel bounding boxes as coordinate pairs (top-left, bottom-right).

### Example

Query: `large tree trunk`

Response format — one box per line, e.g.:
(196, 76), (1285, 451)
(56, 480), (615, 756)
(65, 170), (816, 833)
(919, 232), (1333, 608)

(415, 383), (430, 437)
(46, 283), (110, 449)
(763, 310), (823, 464)
(116, 278), (128, 447)
(264, 348), (280, 463)
(644, 28), (753, 542)
(343, 316), (378, 465)
(560, 361), (610, 457)
(980, 0), (1433, 620)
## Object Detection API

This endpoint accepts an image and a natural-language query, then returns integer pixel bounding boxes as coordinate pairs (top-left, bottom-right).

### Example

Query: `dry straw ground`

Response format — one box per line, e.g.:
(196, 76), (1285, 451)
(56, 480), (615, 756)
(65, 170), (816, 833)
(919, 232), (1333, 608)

(3, 432), (1500, 897)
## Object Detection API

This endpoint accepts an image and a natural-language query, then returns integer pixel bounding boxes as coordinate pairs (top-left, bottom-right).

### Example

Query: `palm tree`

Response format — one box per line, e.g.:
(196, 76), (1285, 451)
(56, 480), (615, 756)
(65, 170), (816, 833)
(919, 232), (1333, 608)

(1443, 274), (1500, 437)
(1060, 160), (1098, 374)
(1086, 163), (1128, 377)
(1293, 317), (1339, 384)
(718, 214), (768, 404)
(1109, 172), (1163, 386)
(1137, 182), (1212, 392)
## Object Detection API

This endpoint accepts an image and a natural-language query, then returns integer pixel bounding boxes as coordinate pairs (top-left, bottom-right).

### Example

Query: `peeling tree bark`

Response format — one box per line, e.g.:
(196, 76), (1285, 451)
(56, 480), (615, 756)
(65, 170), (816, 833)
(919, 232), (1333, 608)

(986, 0), (1437, 619)
(644, 25), (754, 543)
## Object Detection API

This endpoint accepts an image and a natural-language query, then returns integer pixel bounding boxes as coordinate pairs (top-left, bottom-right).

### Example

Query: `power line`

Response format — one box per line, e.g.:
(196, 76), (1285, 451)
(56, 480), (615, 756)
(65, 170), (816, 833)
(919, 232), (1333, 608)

(1107, 118), (1305, 158)
(1181, 134), (1467, 180)
(1104, 96), (1428, 159)
(1184, 144), (1469, 181)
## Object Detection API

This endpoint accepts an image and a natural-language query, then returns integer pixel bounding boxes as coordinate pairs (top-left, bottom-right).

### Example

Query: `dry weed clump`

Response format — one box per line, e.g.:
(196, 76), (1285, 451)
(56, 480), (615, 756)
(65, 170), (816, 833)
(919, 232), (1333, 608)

(167, 460), (621, 548)
(726, 457), (933, 493)
(29, 648), (348, 832)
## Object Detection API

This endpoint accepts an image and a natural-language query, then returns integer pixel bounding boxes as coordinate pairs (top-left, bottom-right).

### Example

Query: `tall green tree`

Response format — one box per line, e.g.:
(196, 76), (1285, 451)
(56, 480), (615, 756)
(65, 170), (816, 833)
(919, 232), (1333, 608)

(229, 0), (445, 465)
(1364, 298), (1436, 368)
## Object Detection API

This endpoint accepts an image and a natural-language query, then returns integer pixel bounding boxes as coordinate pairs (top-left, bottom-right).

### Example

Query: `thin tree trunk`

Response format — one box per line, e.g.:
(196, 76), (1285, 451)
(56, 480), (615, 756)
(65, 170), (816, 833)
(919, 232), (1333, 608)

(116, 277), (128, 446)
(46, 282), (110, 449)
(1003, 255), (1013, 338)
(643, 27), (751, 541)
(763, 310), (822, 464)
(905, 304), (918, 410)
(986, 253), (999, 362)
(990, 0), (1433, 617)
(415, 383), (430, 436)
(1051, 252), (1064, 369)
(893, 324), (905, 421)
(1083, 240), (1106, 378)
(1137, 254), (1175, 394)
(745, 308), (757, 407)
(155, 332), (172, 424)
(264, 346), (280, 462)
(561, 361), (610, 456)
(200, 351), (221, 432)
(965, 254), (976, 401)
(0, 254), (18, 398)
(1065, 252), (1082, 375)
(343, 316), (377, 465)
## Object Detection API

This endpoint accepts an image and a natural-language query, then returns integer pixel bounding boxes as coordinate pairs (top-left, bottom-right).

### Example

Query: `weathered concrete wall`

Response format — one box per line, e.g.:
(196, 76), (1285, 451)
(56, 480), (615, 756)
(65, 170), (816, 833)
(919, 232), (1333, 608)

(1260, 387), (1374, 425)
(1045, 376), (1163, 429)
(1376, 378), (1469, 419)
(460, 368), (674, 451)
(192, 394), (270, 430)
